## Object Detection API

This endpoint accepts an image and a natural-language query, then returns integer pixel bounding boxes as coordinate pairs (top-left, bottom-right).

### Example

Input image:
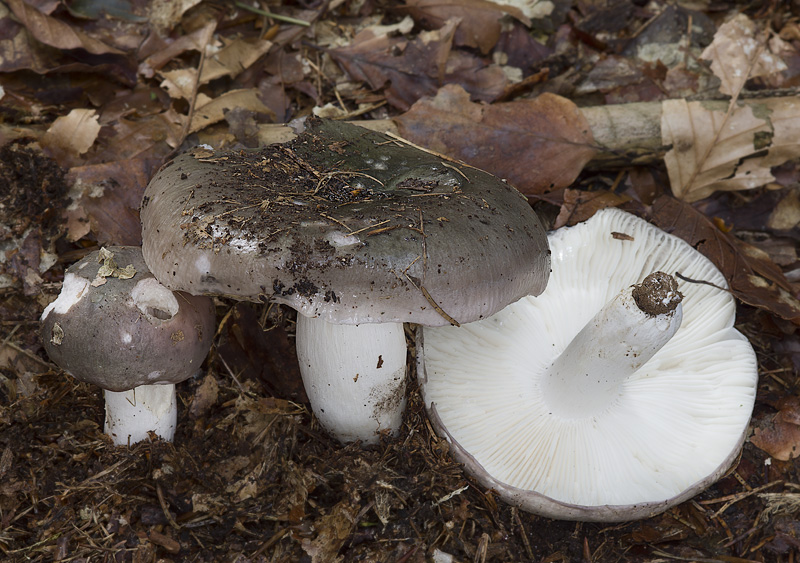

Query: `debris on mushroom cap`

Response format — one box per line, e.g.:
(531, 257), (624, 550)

(418, 207), (758, 522)
(40, 246), (216, 392)
(140, 117), (550, 326)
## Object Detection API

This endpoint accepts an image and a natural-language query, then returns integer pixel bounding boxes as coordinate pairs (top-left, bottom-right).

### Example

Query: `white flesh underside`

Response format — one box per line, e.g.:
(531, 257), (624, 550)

(421, 209), (758, 507)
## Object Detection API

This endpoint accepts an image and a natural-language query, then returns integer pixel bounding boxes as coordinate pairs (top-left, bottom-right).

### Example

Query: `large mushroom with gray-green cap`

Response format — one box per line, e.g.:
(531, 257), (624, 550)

(140, 117), (550, 444)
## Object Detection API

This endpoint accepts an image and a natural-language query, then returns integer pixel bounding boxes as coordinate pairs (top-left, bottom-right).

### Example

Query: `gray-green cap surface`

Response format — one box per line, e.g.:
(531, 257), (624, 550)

(140, 118), (550, 326)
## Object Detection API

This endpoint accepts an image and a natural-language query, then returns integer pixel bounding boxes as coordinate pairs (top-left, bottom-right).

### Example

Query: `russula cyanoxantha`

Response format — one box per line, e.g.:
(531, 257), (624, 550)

(418, 207), (758, 521)
(41, 246), (215, 445)
(139, 117), (551, 444)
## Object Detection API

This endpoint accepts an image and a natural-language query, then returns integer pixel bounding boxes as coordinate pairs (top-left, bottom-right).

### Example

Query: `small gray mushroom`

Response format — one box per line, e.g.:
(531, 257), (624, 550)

(41, 246), (215, 445)
(140, 117), (551, 444)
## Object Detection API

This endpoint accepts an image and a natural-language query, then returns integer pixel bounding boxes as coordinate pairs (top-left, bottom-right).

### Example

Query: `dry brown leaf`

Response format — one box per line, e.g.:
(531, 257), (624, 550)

(66, 157), (162, 246)
(663, 13), (794, 203)
(404, 0), (529, 54)
(700, 13), (786, 97)
(662, 99), (771, 202)
(7, 0), (124, 55)
(650, 195), (800, 324)
(753, 423), (800, 461)
(329, 19), (506, 110)
(190, 374), (219, 418)
(768, 188), (800, 231)
(763, 97), (800, 166)
(146, 0), (202, 34)
(301, 499), (359, 563)
(661, 14), (800, 202)
(40, 109), (101, 165)
(189, 89), (275, 134)
(0, 11), (60, 73)
(663, 97), (800, 202)
(553, 189), (630, 229)
(159, 68), (200, 100)
(751, 398), (800, 461)
(395, 84), (596, 195)
(200, 37), (273, 83)
(102, 111), (185, 161)
(139, 22), (216, 78)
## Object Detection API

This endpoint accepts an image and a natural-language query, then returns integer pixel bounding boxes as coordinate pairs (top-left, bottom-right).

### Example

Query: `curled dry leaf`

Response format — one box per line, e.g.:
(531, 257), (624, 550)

(301, 499), (359, 563)
(650, 195), (800, 324)
(768, 189), (800, 231)
(159, 36), (272, 101)
(329, 19), (507, 110)
(664, 12), (795, 203)
(6, 0), (124, 55)
(199, 37), (273, 83)
(65, 157), (163, 246)
(700, 13), (787, 97)
(40, 109), (101, 165)
(663, 97), (800, 202)
(553, 189), (630, 229)
(139, 21), (216, 78)
(663, 99), (769, 202)
(146, 0), (202, 35)
(189, 89), (275, 134)
(395, 84), (596, 195)
(0, 10), (60, 73)
(751, 397), (800, 461)
(404, 0), (529, 54)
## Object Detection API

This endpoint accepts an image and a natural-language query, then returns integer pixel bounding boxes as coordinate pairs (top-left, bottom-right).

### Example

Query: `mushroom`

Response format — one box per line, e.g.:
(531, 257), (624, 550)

(140, 117), (550, 444)
(417, 207), (758, 521)
(40, 246), (215, 445)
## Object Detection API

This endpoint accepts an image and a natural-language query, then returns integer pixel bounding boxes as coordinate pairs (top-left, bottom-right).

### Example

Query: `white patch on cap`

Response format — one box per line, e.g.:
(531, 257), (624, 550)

(228, 237), (258, 252)
(121, 332), (132, 344)
(146, 370), (164, 381)
(209, 223), (257, 252)
(326, 231), (361, 248)
(195, 254), (211, 275)
(131, 278), (179, 320)
(41, 273), (90, 320)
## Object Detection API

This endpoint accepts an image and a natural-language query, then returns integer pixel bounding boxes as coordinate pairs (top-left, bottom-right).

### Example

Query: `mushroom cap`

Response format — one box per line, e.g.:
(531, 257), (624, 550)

(41, 246), (216, 392)
(140, 118), (550, 326)
(418, 207), (758, 521)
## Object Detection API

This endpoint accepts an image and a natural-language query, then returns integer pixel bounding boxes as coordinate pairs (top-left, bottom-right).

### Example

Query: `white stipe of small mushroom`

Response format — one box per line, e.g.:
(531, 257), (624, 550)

(104, 384), (177, 445)
(295, 315), (407, 445)
(421, 208), (757, 510)
(41, 273), (90, 320)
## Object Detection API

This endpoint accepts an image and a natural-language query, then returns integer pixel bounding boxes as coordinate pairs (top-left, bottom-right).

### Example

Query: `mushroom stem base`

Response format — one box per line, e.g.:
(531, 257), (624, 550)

(104, 384), (177, 446)
(296, 316), (407, 445)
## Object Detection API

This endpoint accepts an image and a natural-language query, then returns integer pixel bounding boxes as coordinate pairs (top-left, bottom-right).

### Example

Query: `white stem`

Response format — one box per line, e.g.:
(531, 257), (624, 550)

(540, 273), (683, 419)
(295, 315), (407, 444)
(104, 384), (177, 445)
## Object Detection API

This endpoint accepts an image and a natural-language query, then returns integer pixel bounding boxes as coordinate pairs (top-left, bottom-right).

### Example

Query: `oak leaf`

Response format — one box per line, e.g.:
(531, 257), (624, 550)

(650, 195), (800, 324)
(395, 84), (596, 195)
(7, 0), (124, 55)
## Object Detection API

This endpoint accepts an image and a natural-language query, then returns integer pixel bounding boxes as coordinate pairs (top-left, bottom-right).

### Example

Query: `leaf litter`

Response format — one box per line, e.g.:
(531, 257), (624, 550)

(1, 0), (800, 561)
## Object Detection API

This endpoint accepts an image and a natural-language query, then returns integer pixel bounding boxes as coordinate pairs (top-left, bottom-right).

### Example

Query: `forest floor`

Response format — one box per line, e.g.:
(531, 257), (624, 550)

(2, 0), (800, 561)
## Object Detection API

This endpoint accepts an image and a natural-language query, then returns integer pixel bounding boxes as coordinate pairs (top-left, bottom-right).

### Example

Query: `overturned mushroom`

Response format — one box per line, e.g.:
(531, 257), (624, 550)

(418, 207), (758, 521)
(140, 117), (550, 444)
(40, 247), (215, 445)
